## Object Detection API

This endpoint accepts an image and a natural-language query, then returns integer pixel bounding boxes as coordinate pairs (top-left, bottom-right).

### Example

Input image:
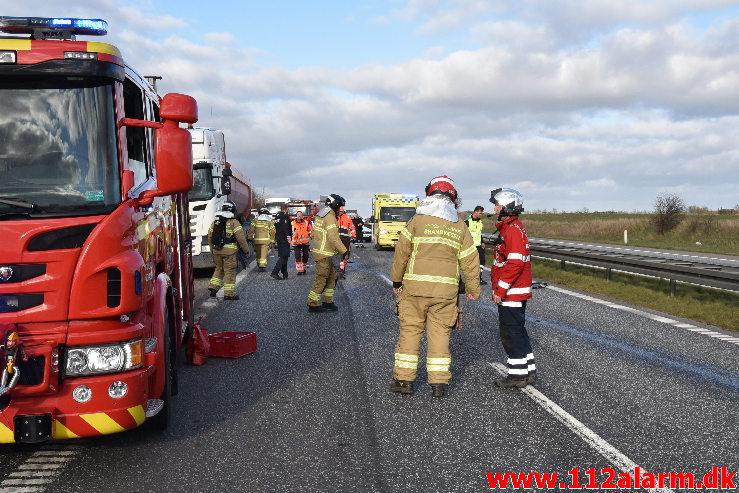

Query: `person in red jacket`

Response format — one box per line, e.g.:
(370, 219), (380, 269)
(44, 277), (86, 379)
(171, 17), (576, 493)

(489, 188), (535, 388)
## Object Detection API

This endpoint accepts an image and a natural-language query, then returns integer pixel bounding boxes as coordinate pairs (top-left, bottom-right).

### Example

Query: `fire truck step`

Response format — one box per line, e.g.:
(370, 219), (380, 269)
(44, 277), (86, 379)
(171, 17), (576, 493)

(145, 399), (164, 418)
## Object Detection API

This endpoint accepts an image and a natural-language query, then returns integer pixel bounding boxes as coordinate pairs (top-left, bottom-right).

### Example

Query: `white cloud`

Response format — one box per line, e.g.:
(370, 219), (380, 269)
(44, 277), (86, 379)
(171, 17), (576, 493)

(2, 0), (738, 213)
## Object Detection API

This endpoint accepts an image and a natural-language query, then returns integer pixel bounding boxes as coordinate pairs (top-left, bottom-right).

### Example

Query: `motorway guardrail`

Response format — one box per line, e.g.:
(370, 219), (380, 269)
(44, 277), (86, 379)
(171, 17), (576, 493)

(482, 234), (739, 294)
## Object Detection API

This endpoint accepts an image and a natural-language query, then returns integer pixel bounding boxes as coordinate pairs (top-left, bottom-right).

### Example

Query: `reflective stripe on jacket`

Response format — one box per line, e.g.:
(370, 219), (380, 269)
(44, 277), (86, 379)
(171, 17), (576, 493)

(292, 219), (312, 245)
(248, 215), (275, 245)
(312, 209), (347, 259)
(491, 216), (532, 302)
(390, 214), (481, 299)
(208, 218), (249, 254)
(465, 216), (483, 246)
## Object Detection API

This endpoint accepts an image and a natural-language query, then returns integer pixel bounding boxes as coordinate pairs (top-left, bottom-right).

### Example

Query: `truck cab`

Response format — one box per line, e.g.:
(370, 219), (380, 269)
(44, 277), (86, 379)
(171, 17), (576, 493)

(187, 128), (251, 268)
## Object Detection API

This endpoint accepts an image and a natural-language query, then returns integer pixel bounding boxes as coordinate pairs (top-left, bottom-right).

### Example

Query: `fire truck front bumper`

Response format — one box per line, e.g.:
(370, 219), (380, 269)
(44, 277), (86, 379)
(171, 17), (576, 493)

(0, 367), (153, 443)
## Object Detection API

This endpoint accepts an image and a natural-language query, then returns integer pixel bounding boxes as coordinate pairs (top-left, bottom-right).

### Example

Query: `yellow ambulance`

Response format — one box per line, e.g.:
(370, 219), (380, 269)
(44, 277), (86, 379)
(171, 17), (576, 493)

(371, 193), (419, 249)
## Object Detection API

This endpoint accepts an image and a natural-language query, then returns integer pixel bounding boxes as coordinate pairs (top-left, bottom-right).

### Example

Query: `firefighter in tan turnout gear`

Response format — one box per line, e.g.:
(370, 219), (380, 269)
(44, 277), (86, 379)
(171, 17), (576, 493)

(307, 194), (347, 313)
(390, 176), (481, 398)
(208, 201), (250, 300)
(249, 208), (275, 272)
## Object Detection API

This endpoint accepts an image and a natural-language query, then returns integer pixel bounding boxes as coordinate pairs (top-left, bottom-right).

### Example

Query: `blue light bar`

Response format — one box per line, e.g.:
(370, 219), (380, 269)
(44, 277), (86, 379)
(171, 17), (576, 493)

(0, 16), (108, 38)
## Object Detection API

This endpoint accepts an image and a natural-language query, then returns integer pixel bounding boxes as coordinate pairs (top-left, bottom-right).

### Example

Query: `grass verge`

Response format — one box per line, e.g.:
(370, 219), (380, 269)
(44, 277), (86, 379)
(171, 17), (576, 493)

(528, 258), (739, 332)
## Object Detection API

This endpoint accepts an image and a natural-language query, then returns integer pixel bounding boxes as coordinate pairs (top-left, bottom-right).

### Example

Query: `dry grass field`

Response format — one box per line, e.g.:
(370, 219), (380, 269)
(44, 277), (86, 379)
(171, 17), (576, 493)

(469, 212), (739, 256)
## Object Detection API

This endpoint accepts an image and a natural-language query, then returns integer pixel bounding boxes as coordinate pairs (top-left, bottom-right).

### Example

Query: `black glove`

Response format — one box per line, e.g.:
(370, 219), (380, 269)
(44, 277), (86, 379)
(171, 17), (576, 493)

(393, 281), (403, 289)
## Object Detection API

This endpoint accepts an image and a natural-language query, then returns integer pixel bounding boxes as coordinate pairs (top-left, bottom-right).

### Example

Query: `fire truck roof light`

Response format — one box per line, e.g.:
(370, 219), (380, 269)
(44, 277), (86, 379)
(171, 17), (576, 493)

(0, 17), (108, 38)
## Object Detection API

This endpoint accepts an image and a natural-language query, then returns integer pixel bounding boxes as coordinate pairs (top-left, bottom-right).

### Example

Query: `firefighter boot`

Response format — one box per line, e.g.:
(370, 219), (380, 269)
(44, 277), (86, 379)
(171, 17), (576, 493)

(208, 288), (218, 298)
(389, 379), (414, 394)
(322, 302), (338, 311)
(430, 383), (448, 398)
(494, 376), (528, 388)
(224, 295), (240, 301)
(526, 370), (537, 385)
(308, 305), (327, 313)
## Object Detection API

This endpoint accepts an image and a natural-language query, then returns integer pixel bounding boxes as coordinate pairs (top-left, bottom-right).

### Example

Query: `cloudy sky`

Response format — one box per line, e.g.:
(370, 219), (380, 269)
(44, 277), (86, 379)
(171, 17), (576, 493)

(5, 1), (739, 215)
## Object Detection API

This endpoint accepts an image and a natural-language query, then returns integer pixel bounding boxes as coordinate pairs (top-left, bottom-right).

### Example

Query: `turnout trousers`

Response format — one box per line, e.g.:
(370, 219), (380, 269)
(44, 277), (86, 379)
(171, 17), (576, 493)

(209, 251), (238, 296)
(294, 244), (310, 273)
(254, 243), (270, 268)
(307, 257), (337, 306)
(498, 301), (535, 379)
(393, 295), (457, 384)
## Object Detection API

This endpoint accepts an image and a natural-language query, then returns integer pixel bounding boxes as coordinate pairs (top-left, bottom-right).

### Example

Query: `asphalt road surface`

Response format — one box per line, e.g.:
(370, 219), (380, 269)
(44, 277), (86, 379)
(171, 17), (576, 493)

(1, 245), (737, 492)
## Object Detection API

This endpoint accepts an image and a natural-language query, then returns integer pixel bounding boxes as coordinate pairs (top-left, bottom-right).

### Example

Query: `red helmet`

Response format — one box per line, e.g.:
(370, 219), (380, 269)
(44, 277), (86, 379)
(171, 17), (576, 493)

(425, 175), (457, 201)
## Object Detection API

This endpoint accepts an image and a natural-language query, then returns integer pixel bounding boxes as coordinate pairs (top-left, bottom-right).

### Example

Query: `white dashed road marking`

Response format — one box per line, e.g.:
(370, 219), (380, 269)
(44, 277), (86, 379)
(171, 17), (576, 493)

(489, 363), (674, 493)
(0, 445), (85, 492)
(482, 265), (737, 345)
(546, 285), (739, 346)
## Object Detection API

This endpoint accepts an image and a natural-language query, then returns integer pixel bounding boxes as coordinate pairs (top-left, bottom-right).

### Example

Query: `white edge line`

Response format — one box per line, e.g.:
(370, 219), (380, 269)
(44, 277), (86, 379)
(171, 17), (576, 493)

(489, 363), (674, 493)
(545, 285), (737, 345)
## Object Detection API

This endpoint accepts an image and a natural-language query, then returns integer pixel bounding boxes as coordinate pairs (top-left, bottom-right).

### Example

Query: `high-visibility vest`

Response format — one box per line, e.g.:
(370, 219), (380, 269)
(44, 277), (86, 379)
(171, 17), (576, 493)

(466, 216), (483, 246)
(337, 213), (356, 238)
(292, 219), (312, 245)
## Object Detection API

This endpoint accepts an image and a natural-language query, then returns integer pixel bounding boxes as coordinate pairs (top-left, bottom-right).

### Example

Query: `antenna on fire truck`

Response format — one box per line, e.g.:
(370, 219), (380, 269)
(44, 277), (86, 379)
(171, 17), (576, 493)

(144, 75), (162, 92)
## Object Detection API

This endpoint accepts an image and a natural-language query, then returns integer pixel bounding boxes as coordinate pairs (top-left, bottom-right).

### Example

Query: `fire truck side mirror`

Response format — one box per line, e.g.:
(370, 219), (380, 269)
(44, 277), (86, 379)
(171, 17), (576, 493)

(159, 93), (198, 124)
(134, 94), (198, 206)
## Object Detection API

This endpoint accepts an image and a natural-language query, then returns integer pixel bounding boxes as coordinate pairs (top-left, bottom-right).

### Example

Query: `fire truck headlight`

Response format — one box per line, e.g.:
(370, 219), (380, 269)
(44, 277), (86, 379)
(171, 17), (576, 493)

(64, 340), (143, 377)
(87, 346), (125, 372)
(0, 51), (16, 64)
(66, 350), (88, 374)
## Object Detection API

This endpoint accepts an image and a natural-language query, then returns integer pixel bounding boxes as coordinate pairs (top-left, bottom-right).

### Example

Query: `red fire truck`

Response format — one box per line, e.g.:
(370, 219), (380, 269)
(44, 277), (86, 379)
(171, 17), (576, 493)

(0, 17), (197, 442)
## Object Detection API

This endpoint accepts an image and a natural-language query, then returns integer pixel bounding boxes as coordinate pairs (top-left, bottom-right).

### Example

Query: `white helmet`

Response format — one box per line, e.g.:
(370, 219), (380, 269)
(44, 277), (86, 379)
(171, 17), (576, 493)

(489, 188), (524, 216)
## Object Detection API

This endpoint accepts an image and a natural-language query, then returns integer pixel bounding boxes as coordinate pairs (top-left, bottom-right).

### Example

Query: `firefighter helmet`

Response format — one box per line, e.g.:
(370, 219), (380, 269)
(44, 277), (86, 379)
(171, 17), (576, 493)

(489, 188), (524, 216)
(221, 201), (237, 213)
(325, 194), (346, 212)
(259, 207), (269, 215)
(425, 175), (458, 201)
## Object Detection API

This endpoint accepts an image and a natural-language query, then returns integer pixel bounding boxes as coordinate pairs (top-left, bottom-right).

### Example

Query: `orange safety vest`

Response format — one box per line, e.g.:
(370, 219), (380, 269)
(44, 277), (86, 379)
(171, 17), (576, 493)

(291, 219), (312, 245)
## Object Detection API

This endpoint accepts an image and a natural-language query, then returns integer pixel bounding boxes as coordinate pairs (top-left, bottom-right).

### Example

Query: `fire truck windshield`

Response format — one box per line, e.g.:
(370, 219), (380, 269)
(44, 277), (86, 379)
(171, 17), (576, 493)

(380, 207), (416, 222)
(0, 76), (120, 219)
(189, 165), (214, 202)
